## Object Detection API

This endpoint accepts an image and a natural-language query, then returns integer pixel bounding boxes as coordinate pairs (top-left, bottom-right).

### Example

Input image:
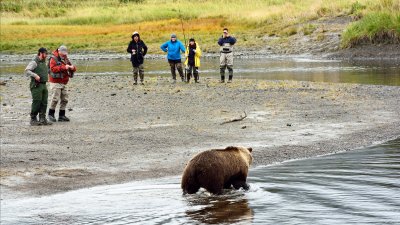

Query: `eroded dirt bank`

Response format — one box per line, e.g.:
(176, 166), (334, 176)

(1, 76), (399, 199)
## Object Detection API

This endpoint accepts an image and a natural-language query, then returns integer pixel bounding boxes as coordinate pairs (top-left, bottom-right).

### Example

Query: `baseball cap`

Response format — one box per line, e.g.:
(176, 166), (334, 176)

(38, 47), (48, 54)
(58, 45), (68, 54)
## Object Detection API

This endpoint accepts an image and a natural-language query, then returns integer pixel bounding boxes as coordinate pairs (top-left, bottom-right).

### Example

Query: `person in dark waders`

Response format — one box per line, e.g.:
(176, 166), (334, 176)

(218, 28), (236, 83)
(127, 31), (148, 85)
(184, 38), (202, 83)
(25, 47), (52, 126)
(160, 34), (186, 83)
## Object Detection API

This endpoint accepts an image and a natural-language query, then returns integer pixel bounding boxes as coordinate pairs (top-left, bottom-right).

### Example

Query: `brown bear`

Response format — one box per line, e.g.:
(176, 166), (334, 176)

(181, 146), (253, 195)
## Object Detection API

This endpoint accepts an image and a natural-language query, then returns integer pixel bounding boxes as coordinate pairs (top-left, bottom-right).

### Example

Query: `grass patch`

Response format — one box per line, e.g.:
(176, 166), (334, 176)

(1, 0), (399, 52)
(342, 11), (400, 48)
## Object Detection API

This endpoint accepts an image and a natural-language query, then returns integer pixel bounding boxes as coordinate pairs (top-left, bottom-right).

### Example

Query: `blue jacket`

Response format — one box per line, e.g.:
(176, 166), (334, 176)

(160, 40), (186, 60)
(218, 36), (237, 46)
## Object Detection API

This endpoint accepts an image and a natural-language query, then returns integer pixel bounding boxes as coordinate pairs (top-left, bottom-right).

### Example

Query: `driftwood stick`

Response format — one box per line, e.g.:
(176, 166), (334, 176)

(220, 111), (247, 125)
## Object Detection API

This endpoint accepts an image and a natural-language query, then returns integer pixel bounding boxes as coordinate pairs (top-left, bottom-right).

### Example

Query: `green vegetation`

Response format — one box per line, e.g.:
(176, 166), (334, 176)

(0, 0), (399, 53)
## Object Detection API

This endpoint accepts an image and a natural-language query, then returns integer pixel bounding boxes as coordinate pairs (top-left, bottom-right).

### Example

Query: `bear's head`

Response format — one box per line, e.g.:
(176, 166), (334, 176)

(225, 146), (253, 166)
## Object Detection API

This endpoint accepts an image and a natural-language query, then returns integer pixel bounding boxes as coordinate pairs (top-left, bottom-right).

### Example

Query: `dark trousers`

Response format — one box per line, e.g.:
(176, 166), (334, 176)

(30, 82), (48, 118)
(168, 59), (184, 80)
(186, 65), (199, 82)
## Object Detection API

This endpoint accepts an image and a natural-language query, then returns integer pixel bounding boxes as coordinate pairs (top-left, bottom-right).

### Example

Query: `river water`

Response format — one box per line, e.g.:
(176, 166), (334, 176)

(1, 57), (400, 86)
(1, 139), (399, 225)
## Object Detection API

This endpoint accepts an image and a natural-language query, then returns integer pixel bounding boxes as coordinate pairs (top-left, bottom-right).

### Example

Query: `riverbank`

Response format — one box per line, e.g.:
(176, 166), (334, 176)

(1, 0), (399, 58)
(1, 76), (399, 199)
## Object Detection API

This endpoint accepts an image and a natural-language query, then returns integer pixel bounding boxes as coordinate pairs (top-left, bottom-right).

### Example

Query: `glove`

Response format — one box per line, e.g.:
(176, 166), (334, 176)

(192, 49), (196, 53)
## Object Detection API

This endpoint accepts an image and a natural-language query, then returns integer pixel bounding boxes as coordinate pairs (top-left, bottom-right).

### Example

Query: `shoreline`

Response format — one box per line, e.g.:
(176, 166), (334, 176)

(1, 76), (399, 200)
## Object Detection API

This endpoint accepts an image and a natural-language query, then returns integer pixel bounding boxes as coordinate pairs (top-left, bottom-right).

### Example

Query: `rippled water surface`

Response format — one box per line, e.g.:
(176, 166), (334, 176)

(1, 57), (400, 85)
(1, 139), (399, 225)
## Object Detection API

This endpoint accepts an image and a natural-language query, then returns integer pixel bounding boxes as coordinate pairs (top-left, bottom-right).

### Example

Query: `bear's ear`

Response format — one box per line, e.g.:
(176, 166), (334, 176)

(247, 147), (253, 152)
(225, 146), (238, 151)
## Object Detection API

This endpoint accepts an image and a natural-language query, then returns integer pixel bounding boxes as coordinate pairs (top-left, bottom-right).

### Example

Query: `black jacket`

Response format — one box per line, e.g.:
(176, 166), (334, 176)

(127, 40), (148, 67)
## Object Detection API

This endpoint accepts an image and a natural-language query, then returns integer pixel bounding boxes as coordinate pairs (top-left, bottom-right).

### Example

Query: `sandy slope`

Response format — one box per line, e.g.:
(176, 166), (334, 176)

(1, 76), (399, 199)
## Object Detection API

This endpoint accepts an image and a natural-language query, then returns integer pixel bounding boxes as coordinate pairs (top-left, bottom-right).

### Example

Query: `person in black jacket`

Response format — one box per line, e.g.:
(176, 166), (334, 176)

(127, 31), (148, 85)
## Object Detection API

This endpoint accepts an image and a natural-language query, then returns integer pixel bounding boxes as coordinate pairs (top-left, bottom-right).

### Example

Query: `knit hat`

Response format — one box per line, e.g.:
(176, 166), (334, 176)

(189, 38), (195, 42)
(58, 45), (68, 54)
(171, 34), (177, 38)
(132, 31), (139, 37)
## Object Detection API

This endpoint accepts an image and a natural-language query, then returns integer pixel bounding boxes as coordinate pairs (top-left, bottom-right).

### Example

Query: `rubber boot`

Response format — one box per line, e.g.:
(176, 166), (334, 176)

(58, 110), (70, 122)
(48, 109), (56, 122)
(228, 75), (233, 83)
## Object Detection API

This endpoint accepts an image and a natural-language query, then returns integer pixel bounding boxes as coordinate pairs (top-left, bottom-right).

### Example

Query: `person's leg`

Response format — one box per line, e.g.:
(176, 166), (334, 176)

(58, 85), (70, 122)
(176, 62), (184, 82)
(139, 64), (144, 84)
(30, 82), (42, 126)
(227, 52), (234, 82)
(186, 65), (193, 83)
(48, 82), (61, 122)
(220, 54), (227, 82)
(38, 84), (52, 125)
(194, 67), (199, 83)
(133, 66), (139, 85)
(169, 61), (177, 81)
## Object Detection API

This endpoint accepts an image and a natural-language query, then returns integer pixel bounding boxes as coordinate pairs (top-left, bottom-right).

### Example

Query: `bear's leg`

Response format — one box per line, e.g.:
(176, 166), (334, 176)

(224, 182), (233, 189)
(232, 180), (250, 191)
(205, 182), (224, 195)
(183, 183), (200, 194)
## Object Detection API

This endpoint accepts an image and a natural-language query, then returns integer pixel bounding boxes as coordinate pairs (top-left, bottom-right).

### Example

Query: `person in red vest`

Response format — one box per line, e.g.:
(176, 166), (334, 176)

(48, 45), (77, 122)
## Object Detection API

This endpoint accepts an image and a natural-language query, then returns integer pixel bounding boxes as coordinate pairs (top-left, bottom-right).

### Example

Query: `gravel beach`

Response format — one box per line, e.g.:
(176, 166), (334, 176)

(1, 75), (399, 199)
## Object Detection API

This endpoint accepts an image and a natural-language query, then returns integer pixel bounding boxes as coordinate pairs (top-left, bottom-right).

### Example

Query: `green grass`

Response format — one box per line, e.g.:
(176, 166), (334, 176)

(1, 0), (399, 53)
(342, 11), (400, 48)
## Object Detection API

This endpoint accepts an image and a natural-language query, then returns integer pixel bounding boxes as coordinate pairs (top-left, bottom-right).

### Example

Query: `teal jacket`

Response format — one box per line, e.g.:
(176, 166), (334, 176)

(160, 40), (186, 60)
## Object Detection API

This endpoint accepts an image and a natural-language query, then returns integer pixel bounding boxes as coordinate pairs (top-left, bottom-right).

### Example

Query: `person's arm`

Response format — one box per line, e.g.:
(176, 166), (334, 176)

(160, 42), (168, 52)
(180, 42), (186, 53)
(142, 41), (148, 56)
(230, 36), (237, 45)
(25, 60), (40, 81)
(196, 45), (202, 57)
(218, 37), (224, 46)
(50, 57), (67, 73)
(127, 42), (133, 54)
(185, 45), (189, 57)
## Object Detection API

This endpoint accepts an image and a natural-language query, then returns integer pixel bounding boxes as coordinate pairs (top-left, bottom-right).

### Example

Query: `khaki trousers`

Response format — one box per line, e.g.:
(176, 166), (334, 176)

(49, 82), (69, 110)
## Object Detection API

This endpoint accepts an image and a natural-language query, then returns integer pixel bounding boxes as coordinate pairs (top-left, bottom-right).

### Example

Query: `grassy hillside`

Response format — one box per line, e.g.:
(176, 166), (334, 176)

(1, 0), (399, 53)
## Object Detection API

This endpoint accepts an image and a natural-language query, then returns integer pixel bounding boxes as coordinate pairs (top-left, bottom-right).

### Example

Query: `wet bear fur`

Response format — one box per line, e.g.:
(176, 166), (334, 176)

(181, 146), (253, 195)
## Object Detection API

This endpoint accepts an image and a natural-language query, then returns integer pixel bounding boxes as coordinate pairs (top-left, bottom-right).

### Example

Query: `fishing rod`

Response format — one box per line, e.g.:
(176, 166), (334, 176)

(178, 9), (188, 81)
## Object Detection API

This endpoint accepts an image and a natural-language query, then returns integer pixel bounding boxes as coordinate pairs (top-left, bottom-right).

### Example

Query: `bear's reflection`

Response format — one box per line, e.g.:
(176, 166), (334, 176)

(185, 192), (253, 224)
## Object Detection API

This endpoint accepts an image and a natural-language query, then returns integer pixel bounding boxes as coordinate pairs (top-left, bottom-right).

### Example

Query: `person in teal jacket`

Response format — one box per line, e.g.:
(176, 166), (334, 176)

(160, 34), (186, 83)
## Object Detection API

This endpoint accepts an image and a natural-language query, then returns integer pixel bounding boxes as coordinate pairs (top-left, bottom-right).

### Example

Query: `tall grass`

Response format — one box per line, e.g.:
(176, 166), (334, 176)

(1, 0), (399, 53)
(341, 0), (400, 47)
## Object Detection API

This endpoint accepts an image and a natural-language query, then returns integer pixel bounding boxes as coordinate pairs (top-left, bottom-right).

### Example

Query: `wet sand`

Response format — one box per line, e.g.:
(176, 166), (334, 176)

(1, 75), (399, 199)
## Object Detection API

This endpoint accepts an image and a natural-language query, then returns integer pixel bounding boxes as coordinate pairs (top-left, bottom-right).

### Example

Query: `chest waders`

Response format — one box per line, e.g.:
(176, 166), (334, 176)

(30, 57), (52, 125)
(220, 43), (234, 83)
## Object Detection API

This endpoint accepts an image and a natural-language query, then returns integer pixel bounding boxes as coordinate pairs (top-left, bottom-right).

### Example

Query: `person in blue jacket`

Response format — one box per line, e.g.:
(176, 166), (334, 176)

(160, 34), (186, 83)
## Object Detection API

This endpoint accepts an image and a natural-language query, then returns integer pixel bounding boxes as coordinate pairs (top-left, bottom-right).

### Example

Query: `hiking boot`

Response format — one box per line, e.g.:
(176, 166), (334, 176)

(30, 118), (41, 126)
(48, 114), (56, 122)
(133, 81), (138, 85)
(227, 80), (232, 83)
(140, 82), (144, 85)
(39, 117), (53, 125)
(220, 80), (225, 83)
